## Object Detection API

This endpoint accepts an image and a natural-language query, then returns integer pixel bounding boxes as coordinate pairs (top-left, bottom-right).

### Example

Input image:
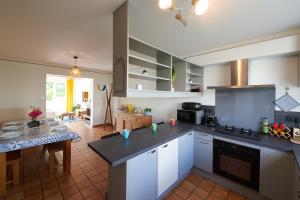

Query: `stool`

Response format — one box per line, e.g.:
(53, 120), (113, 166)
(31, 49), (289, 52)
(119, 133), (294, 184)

(45, 142), (64, 173)
(6, 150), (21, 186)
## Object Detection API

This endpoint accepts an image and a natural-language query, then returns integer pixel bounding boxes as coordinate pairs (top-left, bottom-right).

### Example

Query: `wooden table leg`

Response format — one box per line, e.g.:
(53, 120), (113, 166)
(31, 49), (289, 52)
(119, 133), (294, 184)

(0, 153), (6, 196)
(63, 140), (71, 173)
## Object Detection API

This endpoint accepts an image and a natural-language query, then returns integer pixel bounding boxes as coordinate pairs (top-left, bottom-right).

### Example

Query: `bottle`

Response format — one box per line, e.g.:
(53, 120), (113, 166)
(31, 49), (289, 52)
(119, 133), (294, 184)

(262, 118), (269, 135)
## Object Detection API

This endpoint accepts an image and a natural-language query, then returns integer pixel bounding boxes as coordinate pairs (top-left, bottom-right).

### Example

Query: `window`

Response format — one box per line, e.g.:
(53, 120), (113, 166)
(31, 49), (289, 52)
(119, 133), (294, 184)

(46, 82), (54, 101)
(56, 83), (65, 97)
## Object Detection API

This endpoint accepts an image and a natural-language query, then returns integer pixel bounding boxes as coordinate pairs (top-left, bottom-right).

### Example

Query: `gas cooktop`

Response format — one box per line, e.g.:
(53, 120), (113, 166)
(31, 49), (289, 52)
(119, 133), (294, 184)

(214, 125), (261, 141)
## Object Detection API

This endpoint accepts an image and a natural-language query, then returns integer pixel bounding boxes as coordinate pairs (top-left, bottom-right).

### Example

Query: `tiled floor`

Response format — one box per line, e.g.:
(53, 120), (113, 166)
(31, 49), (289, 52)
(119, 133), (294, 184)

(164, 173), (248, 200)
(3, 122), (247, 200)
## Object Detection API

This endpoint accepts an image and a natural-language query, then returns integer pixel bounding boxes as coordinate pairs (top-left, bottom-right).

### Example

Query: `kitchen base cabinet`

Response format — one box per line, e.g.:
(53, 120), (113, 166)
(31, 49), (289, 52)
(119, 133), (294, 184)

(108, 148), (157, 200)
(260, 147), (293, 200)
(158, 138), (179, 197)
(194, 132), (213, 173)
(178, 132), (194, 179)
(127, 148), (158, 200)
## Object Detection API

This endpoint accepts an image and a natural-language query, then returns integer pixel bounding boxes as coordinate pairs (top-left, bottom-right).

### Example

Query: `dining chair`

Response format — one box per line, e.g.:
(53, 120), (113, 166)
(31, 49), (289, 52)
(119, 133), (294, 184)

(101, 132), (120, 140)
(45, 142), (64, 173)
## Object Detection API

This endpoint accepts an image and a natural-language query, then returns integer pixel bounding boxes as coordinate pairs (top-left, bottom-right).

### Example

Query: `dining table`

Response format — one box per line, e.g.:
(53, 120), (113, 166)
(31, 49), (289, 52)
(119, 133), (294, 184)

(0, 121), (81, 196)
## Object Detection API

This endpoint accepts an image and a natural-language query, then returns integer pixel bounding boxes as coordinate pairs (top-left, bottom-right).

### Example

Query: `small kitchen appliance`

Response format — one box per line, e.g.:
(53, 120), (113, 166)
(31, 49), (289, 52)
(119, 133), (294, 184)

(204, 114), (218, 127)
(177, 102), (204, 125)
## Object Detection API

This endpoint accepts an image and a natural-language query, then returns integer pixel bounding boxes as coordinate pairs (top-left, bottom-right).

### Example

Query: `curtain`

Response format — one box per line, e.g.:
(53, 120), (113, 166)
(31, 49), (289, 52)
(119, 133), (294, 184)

(66, 79), (74, 112)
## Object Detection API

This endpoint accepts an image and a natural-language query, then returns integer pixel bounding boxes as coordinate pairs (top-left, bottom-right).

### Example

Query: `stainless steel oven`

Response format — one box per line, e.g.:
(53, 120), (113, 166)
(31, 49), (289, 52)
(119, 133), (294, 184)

(213, 139), (260, 191)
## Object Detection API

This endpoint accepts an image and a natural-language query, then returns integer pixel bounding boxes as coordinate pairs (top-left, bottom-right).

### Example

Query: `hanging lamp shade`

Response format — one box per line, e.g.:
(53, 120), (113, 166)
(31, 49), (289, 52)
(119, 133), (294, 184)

(70, 56), (81, 77)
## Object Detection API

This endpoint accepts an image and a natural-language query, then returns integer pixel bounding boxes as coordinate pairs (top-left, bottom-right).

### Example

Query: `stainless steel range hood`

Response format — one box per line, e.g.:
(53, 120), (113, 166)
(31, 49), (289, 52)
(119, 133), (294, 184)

(207, 59), (275, 89)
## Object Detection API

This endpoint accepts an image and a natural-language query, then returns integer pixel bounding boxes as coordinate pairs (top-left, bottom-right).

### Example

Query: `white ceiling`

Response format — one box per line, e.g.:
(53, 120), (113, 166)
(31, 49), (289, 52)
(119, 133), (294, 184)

(0, 0), (124, 72)
(0, 0), (300, 72)
(129, 0), (300, 58)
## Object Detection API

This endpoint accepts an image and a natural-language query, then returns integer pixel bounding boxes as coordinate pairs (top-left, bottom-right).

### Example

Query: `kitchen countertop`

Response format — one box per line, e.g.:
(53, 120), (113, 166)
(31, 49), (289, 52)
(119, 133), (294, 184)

(88, 122), (300, 168)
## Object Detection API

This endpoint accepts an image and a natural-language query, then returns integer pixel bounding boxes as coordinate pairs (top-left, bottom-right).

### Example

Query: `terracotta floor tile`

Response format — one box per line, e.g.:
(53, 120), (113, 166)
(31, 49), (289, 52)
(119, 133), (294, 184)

(166, 193), (184, 200)
(193, 187), (210, 199)
(211, 185), (229, 199)
(86, 192), (105, 200)
(62, 185), (79, 198)
(174, 186), (191, 199)
(180, 180), (196, 192)
(187, 174), (203, 186)
(226, 191), (247, 200)
(207, 194), (223, 200)
(24, 192), (43, 200)
(187, 193), (204, 200)
(65, 192), (84, 200)
(198, 179), (216, 192)
(76, 179), (93, 190)
(43, 185), (61, 198)
(5, 192), (24, 200)
(80, 185), (98, 198)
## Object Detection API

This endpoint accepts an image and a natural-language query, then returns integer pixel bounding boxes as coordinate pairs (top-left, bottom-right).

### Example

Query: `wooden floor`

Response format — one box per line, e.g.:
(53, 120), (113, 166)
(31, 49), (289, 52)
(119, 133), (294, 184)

(2, 122), (248, 200)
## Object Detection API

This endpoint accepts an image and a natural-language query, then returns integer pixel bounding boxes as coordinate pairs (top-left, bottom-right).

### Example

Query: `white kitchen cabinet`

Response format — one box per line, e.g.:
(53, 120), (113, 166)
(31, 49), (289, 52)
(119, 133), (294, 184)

(127, 148), (157, 200)
(178, 132), (194, 179)
(158, 138), (178, 197)
(260, 147), (293, 200)
(294, 160), (300, 200)
(194, 132), (213, 173)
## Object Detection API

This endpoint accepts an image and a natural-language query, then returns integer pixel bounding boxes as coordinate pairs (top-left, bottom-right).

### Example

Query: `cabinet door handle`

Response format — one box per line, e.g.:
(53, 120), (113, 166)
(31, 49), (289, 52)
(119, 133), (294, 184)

(149, 150), (156, 154)
(188, 133), (193, 136)
(199, 141), (209, 144)
(162, 144), (168, 148)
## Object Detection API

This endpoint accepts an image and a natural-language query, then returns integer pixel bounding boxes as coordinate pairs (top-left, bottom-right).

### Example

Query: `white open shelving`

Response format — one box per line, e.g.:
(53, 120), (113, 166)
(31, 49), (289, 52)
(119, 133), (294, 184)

(128, 72), (170, 81)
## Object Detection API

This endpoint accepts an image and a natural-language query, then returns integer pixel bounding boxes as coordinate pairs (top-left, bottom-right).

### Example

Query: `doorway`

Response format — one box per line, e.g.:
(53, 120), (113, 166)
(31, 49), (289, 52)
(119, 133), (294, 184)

(46, 74), (93, 125)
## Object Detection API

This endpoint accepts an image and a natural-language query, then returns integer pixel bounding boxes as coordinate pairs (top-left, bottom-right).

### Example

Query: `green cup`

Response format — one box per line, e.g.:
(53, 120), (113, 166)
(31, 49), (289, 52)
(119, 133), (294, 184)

(151, 123), (157, 132)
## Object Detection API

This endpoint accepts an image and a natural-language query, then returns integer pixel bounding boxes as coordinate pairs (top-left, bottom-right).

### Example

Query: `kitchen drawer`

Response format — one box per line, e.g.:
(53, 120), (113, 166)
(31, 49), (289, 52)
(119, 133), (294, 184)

(194, 131), (213, 142)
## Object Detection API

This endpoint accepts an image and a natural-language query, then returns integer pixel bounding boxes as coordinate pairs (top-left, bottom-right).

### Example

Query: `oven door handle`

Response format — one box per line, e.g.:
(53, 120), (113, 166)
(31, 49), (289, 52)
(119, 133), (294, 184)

(215, 149), (256, 163)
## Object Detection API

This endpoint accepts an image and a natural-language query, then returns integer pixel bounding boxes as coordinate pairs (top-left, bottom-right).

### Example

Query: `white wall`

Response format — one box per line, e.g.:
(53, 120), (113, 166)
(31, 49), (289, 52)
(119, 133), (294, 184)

(0, 59), (112, 126)
(118, 54), (300, 122)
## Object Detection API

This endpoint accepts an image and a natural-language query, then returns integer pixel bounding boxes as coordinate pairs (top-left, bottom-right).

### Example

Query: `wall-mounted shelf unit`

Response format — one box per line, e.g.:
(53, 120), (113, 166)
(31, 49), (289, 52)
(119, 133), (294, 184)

(113, 2), (204, 97)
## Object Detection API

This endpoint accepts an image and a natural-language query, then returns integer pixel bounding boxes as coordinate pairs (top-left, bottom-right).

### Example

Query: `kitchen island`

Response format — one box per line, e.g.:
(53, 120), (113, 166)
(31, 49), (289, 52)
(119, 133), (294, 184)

(88, 122), (300, 200)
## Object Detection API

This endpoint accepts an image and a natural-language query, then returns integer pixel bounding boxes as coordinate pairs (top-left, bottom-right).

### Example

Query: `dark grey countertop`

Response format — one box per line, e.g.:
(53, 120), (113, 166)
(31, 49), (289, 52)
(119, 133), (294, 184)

(88, 122), (300, 168)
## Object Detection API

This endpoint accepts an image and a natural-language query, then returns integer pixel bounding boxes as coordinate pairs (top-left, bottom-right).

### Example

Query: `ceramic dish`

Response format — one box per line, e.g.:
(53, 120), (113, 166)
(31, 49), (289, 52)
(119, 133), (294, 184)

(4, 121), (22, 126)
(0, 131), (22, 140)
(48, 121), (60, 126)
(2, 125), (21, 132)
(50, 126), (68, 133)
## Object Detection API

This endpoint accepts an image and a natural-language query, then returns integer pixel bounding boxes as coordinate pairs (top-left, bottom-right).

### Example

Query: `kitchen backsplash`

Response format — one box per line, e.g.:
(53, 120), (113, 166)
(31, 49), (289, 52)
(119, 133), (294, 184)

(215, 88), (275, 131)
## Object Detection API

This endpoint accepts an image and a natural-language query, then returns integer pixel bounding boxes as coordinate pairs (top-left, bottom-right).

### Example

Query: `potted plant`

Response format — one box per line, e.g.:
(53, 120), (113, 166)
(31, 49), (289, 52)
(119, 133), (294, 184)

(28, 106), (42, 128)
(144, 108), (152, 116)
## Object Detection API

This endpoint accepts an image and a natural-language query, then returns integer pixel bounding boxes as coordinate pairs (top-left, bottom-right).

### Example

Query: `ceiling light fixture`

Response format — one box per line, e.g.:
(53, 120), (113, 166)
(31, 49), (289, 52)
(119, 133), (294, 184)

(193, 0), (208, 15)
(159, 0), (209, 27)
(159, 0), (173, 10)
(70, 56), (81, 77)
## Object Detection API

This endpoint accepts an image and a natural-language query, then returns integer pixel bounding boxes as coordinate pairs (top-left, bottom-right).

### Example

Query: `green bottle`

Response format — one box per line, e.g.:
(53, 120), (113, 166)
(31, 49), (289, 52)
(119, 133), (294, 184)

(262, 118), (269, 135)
